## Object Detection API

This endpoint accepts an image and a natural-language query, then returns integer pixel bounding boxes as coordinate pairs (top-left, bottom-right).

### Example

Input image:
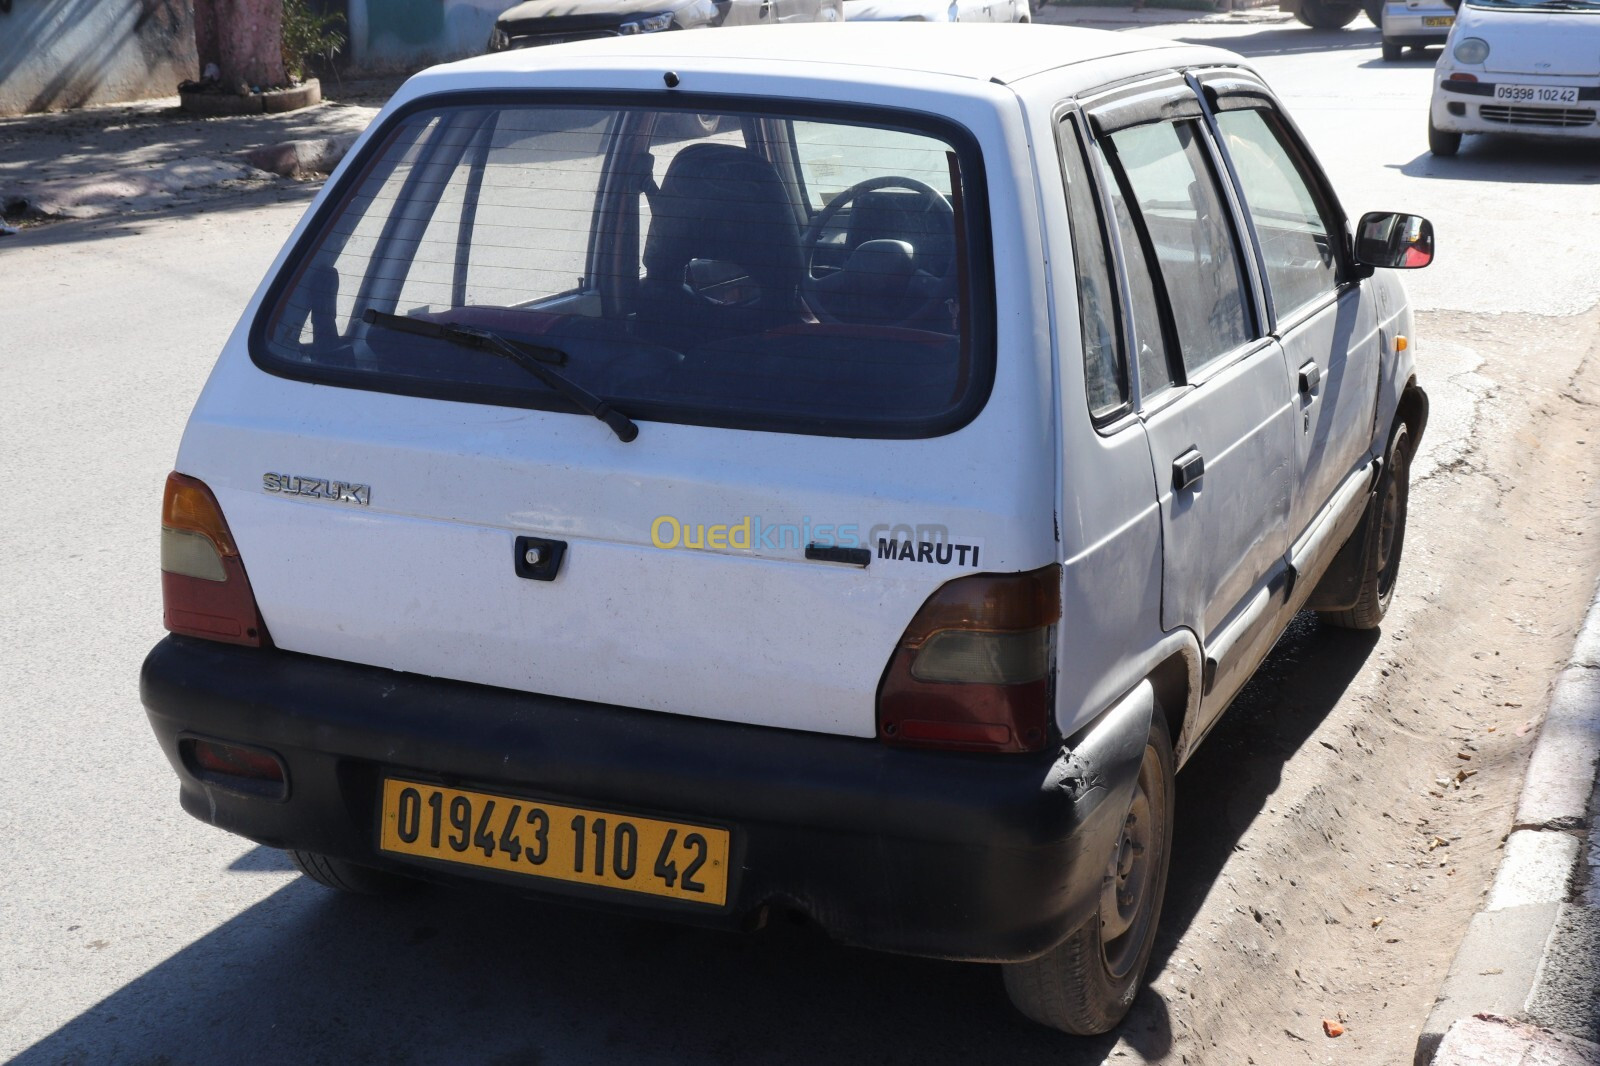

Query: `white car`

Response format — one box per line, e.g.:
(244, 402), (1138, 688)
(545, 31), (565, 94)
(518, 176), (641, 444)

(843, 0), (1030, 21)
(142, 23), (1430, 1035)
(1429, 0), (1600, 155)
(1380, 0), (1455, 60)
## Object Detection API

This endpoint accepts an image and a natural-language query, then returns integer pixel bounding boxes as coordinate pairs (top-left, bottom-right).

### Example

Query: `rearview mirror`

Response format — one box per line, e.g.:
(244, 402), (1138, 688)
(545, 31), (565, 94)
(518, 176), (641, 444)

(1354, 211), (1434, 270)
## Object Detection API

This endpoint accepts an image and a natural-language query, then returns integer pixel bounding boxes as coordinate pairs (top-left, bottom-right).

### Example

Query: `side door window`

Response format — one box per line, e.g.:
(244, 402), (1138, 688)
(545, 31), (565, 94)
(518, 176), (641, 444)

(1100, 157), (1177, 409)
(1102, 119), (1255, 380)
(1057, 114), (1127, 420)
(1213, 107), (1339, 321)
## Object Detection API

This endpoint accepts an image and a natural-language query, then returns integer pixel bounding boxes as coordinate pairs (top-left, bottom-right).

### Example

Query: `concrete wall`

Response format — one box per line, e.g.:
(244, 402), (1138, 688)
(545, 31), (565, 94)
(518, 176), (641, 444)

(345, 0), (502, 72)
(0, 0), (198, 116)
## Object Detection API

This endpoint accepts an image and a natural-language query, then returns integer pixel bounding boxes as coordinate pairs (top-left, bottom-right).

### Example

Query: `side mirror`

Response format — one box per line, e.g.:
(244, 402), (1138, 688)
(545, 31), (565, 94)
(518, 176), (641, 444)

(1353, 211), (1435, 270)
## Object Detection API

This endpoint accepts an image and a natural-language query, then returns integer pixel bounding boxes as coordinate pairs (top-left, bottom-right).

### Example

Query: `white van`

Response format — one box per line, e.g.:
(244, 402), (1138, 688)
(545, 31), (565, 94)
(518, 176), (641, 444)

(142, 24), (1432, 1035)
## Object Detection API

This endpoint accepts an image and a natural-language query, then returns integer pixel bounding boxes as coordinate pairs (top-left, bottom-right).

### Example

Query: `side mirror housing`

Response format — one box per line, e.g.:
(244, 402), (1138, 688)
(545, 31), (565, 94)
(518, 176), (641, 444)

(1353, 211), (1434, 270)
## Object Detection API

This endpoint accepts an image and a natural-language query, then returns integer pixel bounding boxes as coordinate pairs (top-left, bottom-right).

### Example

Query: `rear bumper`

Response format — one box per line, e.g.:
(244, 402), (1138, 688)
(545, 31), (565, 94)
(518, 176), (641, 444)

(1381, 5), (1451, 43)
(140, 636), (1146, 963)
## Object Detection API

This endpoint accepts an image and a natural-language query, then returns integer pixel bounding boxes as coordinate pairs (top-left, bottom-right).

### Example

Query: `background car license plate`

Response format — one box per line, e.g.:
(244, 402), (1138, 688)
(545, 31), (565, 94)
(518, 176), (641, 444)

(1494, 83), (1579, 104)
(1422, 15), (1453, 25)
(379, 779), (731, 905)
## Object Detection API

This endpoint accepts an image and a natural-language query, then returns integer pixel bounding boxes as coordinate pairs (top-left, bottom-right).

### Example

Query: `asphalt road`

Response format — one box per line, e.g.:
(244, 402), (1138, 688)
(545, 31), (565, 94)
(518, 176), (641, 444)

(3, 14), (1599, 1065)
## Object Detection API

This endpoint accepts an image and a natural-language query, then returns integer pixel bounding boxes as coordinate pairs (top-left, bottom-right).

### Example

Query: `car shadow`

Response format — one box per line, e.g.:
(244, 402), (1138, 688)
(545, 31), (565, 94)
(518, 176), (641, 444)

(1353, 46), (1444, 68)
(15, 862), (1138, 1065)
(1173, 26), (1382, 57)
(16, 615), (1375, 1066)
(1133, 612), (1380, 992)
(1392, 137), (1600, 181)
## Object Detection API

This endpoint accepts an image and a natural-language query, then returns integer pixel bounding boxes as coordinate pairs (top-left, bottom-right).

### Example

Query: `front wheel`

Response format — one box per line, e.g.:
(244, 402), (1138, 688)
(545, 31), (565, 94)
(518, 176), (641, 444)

(1319, 423), (1411, 630)
(1428, 119), (1462, 156)
(1002, 714), (1174, 1034)
(1295, 0), (1362, 27)
(1365, 0), (1384, 23)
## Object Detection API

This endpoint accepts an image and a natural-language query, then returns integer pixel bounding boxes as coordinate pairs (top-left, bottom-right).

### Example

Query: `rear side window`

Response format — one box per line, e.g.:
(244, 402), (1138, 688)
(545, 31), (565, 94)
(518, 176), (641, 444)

(1057, 115), (1127, 420)
(255, 98), (993, 439)
(1103, 120), (1254, 377)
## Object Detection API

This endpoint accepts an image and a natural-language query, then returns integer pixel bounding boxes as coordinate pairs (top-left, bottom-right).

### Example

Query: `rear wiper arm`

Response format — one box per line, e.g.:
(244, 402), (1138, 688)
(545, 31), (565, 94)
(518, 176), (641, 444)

(362, 308), (639, 443)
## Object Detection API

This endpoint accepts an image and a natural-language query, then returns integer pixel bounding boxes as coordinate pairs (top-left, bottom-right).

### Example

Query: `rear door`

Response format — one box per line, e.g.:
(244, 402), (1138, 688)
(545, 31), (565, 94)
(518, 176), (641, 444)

(1084, 79), (1295, 684)
(184, 95), (1051, 741)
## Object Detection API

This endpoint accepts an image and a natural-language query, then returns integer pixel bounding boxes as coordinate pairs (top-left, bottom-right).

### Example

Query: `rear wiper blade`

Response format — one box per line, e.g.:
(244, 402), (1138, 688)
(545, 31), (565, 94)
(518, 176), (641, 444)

(362, 308), (638, 443)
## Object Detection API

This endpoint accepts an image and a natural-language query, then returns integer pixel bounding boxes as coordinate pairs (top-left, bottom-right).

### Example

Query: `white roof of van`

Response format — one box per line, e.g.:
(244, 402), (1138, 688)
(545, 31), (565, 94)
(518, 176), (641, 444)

(433, 22), (1243, 90)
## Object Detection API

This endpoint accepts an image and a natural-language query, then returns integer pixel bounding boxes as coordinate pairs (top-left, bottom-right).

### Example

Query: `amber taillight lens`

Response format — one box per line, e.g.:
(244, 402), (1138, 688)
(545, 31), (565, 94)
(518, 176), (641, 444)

(161, 473), (269, 647)
(876, 565), (1060, 753)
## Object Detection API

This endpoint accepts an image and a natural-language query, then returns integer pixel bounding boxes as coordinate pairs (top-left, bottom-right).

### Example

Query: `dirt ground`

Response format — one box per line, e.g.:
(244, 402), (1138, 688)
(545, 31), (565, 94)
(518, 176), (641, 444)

(1111, 306), (1600, 1064)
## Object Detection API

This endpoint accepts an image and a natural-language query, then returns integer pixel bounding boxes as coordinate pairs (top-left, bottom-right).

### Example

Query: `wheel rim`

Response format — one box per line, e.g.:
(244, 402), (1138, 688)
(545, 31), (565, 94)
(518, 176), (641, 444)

(1375, 444), (1408, 600)
(1099, 743), (1164, 978)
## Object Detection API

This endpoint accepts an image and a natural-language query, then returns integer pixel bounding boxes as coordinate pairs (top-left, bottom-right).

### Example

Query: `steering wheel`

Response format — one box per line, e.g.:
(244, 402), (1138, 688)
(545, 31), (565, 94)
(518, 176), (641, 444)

(798, 176), (958, 329)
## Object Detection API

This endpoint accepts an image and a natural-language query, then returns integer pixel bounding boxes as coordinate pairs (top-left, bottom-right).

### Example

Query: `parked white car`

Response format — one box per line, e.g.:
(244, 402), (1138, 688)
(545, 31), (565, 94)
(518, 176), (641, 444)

(843, 0), (1030, 21)
(1380, 0), (1455, 59)
(142, 23), (1430, 1035)
(1429, 0), (1600, 154)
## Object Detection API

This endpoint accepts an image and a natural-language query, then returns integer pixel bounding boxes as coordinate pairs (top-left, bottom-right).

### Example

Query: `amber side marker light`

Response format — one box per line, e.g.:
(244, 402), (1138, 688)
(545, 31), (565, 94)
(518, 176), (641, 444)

(161, 473), (269, 647)
(876, 565), (1061, 754)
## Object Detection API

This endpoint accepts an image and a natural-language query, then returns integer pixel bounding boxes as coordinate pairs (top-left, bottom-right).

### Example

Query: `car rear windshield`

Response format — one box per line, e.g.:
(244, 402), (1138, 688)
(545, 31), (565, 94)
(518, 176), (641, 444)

(254, 95), (994, 438)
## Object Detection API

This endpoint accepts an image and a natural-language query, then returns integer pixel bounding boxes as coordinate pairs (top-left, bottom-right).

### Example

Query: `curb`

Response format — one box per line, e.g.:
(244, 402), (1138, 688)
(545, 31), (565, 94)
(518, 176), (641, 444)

(1415, 585), (1600, 1065)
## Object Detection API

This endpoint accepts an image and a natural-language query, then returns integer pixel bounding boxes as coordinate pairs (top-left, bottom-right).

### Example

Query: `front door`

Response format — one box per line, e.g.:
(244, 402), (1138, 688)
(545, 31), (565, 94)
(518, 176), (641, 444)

(1206, 94), (1381, 542)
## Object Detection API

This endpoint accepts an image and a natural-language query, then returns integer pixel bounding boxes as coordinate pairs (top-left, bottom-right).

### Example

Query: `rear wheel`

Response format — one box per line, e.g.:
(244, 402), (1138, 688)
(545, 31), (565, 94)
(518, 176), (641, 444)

(1381, 38), (1403, 60)
(1365, 0), (1384, 23)
(1002, 714), (1174, 1034)
(1319, 423), (1411, 630)
(288, 849), (411, 895)
(1295, 0), (1362, 27)
(1428, 118), (1462, 156)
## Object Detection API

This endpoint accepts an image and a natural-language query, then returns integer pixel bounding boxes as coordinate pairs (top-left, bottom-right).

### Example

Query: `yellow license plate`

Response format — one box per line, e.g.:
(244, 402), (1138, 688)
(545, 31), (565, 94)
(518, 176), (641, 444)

(378, 778), (730, 906)
(1423, 15), (1453, 25)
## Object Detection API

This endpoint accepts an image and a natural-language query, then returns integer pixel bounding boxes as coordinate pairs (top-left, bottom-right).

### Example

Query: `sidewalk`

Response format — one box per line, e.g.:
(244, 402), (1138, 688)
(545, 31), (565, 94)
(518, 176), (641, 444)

(1420, 587), (1600, 1066)
(0, 76), (401, 226)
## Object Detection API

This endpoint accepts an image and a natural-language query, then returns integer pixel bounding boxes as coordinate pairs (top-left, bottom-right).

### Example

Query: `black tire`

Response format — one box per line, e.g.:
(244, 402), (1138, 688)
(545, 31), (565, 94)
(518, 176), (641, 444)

(287, 849), (411, 895)
(1381, 39), (1403, 60)
(1295, 0), (1362, 27)
(1319, 423), (1411, 630)
(1002, 713), (1174, 1035)
(672, 113), (722, 138)
(1428, 119), (1462, 156)
(1365, 0), (1384, 24)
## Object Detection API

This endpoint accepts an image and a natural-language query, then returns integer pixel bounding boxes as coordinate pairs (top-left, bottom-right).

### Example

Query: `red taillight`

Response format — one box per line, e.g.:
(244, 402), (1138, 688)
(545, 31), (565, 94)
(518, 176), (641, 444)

(161, 473), (269, 647)
(188, 739), (285, 782)
(876, 565), (1061, 754)
(1448, 72), (1479, 82)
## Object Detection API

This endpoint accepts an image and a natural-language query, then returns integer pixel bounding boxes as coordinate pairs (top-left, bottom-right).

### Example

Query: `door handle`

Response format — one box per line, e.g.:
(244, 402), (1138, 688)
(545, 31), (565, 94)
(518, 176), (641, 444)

(1172, 448), (1205, 492)
(1298, 360), (1322, 397)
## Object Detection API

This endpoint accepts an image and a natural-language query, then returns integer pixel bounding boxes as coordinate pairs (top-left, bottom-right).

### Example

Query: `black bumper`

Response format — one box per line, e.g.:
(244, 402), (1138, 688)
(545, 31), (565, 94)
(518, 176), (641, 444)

(140, 636), (1145, 963)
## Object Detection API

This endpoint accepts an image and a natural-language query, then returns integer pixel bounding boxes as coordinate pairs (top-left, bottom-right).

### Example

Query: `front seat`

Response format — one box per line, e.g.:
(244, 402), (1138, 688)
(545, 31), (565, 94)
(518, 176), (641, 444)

(636, 143), (805, 352)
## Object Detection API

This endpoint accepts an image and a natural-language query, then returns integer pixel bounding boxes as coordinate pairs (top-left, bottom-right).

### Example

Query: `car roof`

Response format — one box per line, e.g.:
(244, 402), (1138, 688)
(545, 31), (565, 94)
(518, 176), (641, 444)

(432, 23), (1244, 91)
